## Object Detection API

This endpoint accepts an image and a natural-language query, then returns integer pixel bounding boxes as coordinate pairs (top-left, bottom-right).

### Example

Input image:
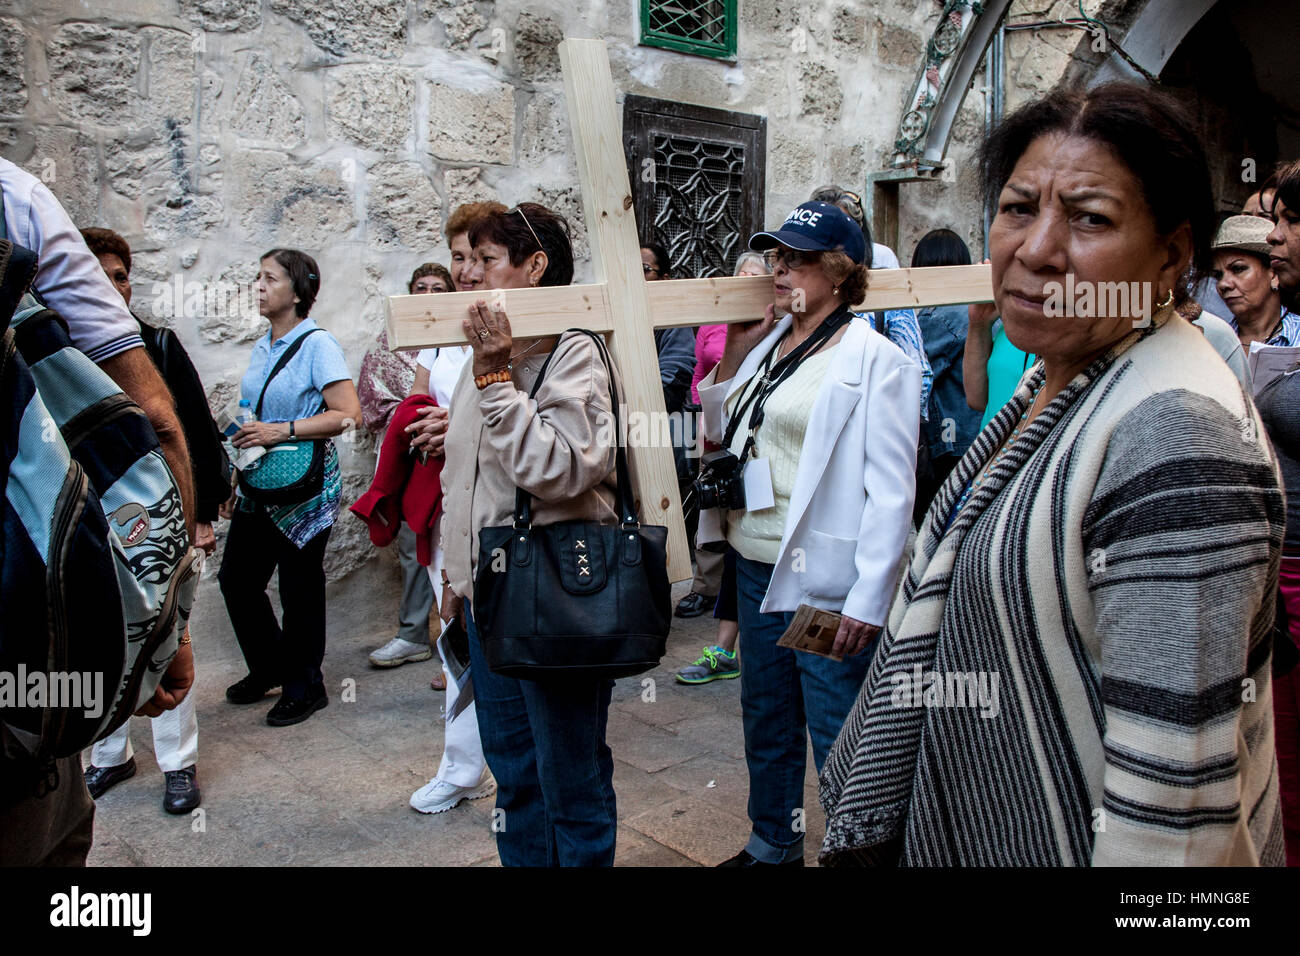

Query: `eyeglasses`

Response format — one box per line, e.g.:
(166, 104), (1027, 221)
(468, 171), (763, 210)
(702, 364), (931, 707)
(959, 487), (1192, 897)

(508, 205), (544, 253)
(762, 248), (820, 270)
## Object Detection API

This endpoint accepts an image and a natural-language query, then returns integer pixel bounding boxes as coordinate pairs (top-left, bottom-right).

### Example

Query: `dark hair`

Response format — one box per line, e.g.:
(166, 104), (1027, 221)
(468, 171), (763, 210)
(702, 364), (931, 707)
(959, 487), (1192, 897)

(80, 227), (132, 273)
(810, 185), (874, 269)
(468, 203), (574, 287)
(260, 248), (320, 317)
(408, 262), (453, 294)
(445, 201), (507, 243)
(1274, 160), (1300, 219)
(911, 228), (972, 268)
(640, 241), (672, 278)
(980, 81), (1214, 298)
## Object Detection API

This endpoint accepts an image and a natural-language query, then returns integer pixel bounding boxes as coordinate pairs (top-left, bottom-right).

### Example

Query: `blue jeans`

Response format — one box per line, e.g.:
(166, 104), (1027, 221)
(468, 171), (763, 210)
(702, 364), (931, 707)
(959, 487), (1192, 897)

(466, 609), (617, 866)
(735, 553), (874, 863)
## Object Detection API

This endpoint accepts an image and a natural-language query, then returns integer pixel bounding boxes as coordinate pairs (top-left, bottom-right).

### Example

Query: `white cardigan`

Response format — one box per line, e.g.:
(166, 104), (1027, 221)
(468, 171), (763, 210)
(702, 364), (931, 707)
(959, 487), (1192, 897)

(697, 315), (921, 625)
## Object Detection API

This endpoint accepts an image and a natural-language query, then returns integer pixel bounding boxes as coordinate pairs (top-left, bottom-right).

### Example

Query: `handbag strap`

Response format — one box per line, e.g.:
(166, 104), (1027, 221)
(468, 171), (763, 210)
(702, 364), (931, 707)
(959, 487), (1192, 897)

(255, 327), (322, 419)
(512, 329), (638, 531)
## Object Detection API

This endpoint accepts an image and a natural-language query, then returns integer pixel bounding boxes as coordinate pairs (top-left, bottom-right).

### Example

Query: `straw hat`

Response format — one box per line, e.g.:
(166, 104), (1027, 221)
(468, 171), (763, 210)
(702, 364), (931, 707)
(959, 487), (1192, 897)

(1212, 215), (1273, 257)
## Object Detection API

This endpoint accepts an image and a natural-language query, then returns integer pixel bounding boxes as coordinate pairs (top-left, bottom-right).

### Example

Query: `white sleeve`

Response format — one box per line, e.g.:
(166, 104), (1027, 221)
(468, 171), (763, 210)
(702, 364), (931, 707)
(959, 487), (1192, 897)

(416, 348), (436, 371)
(4, 166), (143, 363)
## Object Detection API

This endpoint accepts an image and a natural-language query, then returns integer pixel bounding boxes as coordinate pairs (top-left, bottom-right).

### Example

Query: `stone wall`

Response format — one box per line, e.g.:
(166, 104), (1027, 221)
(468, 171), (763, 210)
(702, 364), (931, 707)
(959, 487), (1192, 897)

(1, 0), (1089, 580)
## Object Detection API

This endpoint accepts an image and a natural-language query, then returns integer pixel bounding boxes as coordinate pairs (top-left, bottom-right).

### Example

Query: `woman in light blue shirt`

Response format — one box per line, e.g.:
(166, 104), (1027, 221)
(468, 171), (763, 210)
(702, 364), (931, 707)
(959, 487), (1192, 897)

(220, 248), (360, 727)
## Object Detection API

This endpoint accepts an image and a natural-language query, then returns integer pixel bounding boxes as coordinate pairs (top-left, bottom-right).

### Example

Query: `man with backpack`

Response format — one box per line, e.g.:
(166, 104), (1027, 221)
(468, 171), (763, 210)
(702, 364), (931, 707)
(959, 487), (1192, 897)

(78, 226), (231, 815)
(0, 157), (198, 866)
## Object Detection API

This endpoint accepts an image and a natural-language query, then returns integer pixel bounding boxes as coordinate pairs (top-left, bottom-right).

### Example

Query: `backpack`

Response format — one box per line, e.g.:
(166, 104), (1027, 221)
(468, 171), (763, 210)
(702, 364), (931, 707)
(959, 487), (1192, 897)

(0, 233), (199, 803)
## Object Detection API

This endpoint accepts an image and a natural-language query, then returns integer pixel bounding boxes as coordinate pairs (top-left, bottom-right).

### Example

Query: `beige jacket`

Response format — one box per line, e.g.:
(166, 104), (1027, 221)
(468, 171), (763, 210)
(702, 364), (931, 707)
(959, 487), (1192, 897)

(441, 331), (622, 600)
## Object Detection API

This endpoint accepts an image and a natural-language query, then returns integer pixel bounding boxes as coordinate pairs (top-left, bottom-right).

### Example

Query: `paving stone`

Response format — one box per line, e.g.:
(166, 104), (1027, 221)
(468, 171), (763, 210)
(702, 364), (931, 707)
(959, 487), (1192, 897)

(614, 825), (695, 867)
(624, 795), (752, 867)
(606, 709), (702, 774)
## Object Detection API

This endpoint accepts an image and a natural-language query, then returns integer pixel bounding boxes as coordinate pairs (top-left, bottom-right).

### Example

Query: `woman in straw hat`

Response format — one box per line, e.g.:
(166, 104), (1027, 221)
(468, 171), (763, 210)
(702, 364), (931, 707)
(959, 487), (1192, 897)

(1212, 214), (1300, 349)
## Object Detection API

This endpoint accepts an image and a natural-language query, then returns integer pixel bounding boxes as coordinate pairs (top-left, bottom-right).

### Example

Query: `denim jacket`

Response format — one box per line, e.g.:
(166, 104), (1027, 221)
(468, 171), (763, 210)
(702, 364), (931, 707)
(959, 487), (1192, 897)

(916, 305), (983, 459)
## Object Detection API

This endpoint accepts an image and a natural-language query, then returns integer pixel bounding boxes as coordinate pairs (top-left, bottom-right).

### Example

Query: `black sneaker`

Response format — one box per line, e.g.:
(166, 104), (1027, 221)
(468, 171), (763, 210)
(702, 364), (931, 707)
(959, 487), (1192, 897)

(162, 765), (201, 814)
(266, 687), (328, 727)
(84, 757), (137, 799)
(674, 591), (714, 618)
(225, 674), (278, 705)
(717, 849), (805, 867)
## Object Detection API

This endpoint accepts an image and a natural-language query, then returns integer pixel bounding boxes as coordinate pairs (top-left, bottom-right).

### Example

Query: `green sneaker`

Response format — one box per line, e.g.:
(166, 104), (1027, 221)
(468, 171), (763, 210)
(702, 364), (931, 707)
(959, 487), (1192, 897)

(675, 645), (740, 685)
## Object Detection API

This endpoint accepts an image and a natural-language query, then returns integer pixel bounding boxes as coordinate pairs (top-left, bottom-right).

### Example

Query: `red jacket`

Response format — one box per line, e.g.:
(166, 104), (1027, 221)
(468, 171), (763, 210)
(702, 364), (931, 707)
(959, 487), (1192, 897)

(349, 395), (444, 566)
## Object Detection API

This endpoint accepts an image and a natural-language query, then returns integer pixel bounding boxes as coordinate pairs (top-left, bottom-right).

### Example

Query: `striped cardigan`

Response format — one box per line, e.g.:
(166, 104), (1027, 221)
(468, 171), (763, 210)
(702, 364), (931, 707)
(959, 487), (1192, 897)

(819, 310), (1286, 866)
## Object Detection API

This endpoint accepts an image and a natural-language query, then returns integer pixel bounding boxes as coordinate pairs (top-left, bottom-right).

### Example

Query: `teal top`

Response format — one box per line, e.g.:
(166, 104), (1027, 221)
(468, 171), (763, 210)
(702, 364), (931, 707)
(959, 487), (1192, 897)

(980, 321), (1035, 429)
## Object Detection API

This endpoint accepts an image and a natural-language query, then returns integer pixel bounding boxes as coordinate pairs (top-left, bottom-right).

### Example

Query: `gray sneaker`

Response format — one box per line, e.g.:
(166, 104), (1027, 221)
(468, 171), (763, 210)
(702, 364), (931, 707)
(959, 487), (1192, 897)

(675, 645), (740, 684)
(369, 637), (432, 668)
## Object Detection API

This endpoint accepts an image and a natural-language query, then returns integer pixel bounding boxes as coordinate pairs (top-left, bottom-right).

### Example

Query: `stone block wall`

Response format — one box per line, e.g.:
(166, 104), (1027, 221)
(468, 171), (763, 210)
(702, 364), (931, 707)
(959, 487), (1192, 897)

(1, 0), (1077, 580)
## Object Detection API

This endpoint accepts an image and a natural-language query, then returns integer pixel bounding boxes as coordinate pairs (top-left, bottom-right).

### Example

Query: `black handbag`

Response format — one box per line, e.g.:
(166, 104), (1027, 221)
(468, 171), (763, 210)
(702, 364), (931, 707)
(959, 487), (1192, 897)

(237, 329), (327, 507)
(472, 329), (672, 680)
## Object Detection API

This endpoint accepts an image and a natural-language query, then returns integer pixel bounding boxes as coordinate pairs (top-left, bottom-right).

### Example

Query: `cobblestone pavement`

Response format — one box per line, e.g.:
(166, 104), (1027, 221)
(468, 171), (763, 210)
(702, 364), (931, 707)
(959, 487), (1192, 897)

(86, 554), (825, 867)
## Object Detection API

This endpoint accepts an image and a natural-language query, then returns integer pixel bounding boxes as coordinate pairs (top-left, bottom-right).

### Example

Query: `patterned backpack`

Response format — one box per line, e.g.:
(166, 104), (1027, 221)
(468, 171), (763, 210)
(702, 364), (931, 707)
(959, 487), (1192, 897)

(0, 232), (199, 804)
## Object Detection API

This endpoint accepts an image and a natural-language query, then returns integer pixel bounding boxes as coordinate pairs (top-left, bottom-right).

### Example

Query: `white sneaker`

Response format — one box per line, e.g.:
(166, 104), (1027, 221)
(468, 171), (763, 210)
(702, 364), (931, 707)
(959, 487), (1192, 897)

(369, 637), (432, 668)
(409, 769), (496, 814)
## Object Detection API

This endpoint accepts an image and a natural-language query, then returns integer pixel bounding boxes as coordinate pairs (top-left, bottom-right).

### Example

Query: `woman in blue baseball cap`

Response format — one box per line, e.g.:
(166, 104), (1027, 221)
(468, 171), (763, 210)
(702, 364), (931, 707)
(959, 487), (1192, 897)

(694, 200), (922, 866)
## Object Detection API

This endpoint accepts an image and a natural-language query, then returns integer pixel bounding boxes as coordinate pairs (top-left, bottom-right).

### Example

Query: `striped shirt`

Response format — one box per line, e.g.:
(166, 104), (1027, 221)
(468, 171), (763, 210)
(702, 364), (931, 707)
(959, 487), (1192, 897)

(1228, 306), (1300, 347)
(0, 157), (144, 363)
(820, 310), (1284, 866)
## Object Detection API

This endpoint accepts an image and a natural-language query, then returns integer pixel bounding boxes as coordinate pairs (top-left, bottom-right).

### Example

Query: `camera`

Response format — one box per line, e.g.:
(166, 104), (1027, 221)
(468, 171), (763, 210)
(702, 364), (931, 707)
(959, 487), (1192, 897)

(692, 449), (746, 511)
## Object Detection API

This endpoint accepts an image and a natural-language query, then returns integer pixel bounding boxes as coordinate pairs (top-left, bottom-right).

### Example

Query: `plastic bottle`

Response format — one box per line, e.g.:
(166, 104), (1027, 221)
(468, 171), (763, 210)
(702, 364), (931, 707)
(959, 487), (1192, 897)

(230, 399), (266, 469)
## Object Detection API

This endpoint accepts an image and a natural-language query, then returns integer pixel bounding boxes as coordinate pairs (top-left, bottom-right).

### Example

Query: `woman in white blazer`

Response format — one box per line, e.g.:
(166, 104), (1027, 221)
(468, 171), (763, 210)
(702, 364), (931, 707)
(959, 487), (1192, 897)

(696, 202), (921, 866)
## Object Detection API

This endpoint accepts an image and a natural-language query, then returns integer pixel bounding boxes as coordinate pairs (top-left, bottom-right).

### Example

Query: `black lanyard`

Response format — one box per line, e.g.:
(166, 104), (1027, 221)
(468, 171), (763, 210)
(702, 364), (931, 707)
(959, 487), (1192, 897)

(722, 306), (853, 464)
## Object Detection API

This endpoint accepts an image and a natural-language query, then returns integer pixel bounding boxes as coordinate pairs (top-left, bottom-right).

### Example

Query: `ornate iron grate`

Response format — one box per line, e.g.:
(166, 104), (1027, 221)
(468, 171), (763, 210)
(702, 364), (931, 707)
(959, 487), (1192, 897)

(641, 0), (737, 59)
(649, 134), (746, 279)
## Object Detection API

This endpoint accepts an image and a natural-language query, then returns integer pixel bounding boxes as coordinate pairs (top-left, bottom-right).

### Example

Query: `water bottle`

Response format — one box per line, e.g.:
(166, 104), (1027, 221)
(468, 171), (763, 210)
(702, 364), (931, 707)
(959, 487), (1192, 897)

(224, 399), (266, 469)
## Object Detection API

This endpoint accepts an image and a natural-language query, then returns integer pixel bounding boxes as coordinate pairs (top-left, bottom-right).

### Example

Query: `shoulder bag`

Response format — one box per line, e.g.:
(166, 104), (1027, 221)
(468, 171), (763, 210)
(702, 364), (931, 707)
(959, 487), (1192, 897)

(238, 328), (328, 506)
(472, 329), (672, 680)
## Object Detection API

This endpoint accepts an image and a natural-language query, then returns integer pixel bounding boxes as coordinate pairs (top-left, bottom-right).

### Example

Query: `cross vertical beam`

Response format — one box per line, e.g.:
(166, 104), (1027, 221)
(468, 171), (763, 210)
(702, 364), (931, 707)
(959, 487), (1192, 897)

(559, 38), (692, 583)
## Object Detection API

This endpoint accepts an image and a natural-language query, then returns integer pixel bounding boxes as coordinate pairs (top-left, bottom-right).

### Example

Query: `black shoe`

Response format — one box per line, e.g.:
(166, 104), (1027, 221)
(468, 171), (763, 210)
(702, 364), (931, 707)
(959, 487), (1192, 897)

(162, 765), (201, 814)
(675, 591), (714, 618)
(84, 757), (137, 799)
(717, 849), (805, 867)
(266, 688), (328, 727)
(226, 674), (278, 705)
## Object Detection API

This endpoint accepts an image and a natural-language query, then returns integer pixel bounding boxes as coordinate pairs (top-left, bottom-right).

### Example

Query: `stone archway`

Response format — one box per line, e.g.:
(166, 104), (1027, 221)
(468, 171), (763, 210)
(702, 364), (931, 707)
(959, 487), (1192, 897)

(1088, 0), (1219, 86)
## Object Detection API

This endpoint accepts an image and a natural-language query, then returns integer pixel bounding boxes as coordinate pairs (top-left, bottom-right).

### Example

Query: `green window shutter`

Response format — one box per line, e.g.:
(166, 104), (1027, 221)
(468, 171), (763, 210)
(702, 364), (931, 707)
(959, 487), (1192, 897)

(640, 0), (737, 60)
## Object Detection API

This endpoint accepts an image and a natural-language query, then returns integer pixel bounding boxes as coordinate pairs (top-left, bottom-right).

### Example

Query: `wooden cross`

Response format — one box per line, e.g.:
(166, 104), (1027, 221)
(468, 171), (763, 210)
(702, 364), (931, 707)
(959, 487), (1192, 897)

(388, 38), (994, 583)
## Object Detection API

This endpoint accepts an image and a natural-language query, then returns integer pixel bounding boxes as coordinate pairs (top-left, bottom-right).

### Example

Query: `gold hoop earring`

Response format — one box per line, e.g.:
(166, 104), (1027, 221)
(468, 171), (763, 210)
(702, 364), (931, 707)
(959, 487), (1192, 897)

(1157, 288), (1174, 309)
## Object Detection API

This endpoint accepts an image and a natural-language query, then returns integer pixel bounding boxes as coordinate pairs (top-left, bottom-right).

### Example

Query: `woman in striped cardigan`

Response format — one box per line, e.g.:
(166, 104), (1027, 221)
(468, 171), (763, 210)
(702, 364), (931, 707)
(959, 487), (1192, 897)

(819, 82), (1286, 866)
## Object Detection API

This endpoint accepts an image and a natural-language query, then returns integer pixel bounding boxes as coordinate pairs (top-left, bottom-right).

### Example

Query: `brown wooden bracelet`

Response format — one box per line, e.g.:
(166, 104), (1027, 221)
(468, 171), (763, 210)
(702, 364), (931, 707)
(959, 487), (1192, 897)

(474, 368), (512, 389)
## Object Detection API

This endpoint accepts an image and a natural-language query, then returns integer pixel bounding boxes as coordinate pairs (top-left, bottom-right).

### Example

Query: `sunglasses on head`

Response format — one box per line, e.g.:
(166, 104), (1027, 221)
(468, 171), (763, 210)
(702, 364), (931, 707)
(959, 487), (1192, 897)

(813, 189), (863, 212)
(508, 205), (544, 253)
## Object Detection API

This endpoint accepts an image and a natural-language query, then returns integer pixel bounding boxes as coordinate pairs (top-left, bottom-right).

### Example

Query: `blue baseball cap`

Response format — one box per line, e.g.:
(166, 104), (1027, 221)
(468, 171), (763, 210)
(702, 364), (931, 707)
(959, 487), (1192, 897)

(748, 201), (867, 265)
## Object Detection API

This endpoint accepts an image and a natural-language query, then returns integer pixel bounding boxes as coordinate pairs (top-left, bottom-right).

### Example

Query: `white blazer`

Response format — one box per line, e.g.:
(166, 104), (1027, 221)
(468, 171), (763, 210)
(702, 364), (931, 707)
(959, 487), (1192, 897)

(697, 315), (921, 625)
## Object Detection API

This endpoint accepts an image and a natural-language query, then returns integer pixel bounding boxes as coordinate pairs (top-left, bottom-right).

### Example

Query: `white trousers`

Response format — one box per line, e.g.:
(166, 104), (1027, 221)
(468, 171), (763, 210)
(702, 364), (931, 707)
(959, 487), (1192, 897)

(426, 532), (487, 788)
(90, 689), (199, 773)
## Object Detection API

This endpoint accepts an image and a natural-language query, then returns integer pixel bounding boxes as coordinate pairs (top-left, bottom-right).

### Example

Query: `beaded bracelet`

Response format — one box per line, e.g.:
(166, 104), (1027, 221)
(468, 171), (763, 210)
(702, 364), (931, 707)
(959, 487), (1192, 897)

(474, 367), (512, 389)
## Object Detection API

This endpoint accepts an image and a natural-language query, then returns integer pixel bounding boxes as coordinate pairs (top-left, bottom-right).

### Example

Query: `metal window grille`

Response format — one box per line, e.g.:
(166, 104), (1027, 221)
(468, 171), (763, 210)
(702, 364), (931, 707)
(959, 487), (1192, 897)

(641, 0), (737, 59)
(625, 95), (765, 281)
(649, 134), (746, 279)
